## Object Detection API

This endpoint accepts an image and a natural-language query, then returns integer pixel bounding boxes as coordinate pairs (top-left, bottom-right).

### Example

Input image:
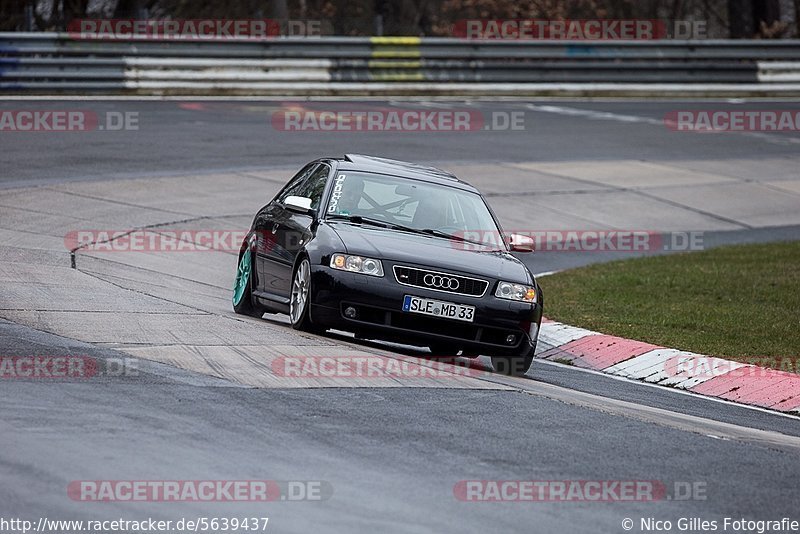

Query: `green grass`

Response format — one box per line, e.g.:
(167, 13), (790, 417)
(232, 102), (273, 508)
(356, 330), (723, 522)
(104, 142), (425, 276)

(540, 241), (800, 368)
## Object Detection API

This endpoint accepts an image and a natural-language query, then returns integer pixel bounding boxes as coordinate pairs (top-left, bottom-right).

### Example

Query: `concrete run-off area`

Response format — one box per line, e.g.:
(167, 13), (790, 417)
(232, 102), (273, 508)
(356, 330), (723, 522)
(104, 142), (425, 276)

(1, 151), (798, 391)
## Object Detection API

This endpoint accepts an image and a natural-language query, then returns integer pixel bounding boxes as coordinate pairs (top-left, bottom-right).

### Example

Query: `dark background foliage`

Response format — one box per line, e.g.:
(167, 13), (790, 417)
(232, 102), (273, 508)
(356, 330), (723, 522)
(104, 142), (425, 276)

(2, 0), (797, 37)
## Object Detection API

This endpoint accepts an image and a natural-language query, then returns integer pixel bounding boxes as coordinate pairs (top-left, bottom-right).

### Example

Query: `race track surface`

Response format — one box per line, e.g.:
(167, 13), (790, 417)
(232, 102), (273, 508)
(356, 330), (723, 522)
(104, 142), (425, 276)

(1, 99), (799, 533)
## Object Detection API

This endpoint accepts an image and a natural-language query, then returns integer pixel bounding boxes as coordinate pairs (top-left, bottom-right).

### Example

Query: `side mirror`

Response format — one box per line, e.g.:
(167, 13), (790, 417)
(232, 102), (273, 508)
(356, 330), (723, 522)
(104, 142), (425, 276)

(284, 195), (313, 214)
(508, 233), (535, 253)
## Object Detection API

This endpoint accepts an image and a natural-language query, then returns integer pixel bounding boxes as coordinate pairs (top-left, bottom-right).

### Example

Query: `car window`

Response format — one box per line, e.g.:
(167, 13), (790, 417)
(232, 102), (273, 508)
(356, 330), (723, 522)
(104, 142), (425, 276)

(359, 180), (419, 222)
(324, 171), (503, 248)
(277, 163), (318, 204)
(293, 163), (331, 210)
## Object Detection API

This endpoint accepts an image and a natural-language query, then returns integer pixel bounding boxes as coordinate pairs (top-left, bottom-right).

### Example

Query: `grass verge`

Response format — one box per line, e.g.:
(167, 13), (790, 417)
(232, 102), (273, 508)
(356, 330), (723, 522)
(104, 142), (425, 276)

(540, 241), (800, 370)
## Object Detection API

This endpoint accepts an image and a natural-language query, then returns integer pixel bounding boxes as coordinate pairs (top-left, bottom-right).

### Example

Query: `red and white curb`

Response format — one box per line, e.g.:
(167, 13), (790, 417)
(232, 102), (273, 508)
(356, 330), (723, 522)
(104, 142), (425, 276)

(537, 319), (800, 415)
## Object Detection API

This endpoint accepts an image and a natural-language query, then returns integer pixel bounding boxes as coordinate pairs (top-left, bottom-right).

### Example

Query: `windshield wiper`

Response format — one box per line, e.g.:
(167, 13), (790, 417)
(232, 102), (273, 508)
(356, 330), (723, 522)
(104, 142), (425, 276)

(327, 214), (496, 248)
(328, 214), (423, 234)
(326, 214), (392, 229)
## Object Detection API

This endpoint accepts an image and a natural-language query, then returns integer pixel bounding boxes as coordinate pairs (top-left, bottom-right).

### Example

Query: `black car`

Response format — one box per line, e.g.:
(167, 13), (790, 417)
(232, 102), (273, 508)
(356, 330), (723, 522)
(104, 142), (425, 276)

(233, 154), (543, 376)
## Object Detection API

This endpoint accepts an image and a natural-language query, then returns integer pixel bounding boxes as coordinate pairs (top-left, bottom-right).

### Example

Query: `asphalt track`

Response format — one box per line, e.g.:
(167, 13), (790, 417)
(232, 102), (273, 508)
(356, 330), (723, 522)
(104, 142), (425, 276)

(1, 99), (800, 533)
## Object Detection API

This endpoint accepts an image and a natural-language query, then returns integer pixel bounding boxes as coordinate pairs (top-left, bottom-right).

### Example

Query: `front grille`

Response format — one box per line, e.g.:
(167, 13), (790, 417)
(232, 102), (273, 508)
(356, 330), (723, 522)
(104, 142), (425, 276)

(393, 265), (489, 297)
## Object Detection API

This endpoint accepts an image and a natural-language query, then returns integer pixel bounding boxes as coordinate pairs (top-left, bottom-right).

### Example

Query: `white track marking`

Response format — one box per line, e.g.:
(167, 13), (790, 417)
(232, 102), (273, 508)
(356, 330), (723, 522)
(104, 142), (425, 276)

(526, 103), (800, 146)
(533, 358), (800, 422)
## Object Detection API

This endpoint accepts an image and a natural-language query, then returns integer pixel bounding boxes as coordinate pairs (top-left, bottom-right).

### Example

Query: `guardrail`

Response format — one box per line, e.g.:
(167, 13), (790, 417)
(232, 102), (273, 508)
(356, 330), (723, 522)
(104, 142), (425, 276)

(2, 33), (800, 96)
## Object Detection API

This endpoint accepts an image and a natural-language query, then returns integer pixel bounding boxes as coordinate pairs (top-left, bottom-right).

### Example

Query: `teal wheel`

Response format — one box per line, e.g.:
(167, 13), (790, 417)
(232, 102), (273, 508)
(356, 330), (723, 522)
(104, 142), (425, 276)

(233, 248), (264, 318)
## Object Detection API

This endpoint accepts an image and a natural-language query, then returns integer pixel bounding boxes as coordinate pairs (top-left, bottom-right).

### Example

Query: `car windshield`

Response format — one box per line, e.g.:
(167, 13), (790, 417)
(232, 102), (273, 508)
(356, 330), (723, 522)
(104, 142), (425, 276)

(324, 171), (504, 250)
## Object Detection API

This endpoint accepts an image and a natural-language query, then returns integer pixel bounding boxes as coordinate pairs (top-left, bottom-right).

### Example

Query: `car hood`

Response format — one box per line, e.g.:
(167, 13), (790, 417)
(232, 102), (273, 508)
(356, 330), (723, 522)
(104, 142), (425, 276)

(327, 222), (532, 283)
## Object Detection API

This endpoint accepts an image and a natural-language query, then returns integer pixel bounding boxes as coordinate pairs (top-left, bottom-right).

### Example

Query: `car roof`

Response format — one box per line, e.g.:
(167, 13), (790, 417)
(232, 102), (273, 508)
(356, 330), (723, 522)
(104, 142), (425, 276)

(329, 154), (479, 193)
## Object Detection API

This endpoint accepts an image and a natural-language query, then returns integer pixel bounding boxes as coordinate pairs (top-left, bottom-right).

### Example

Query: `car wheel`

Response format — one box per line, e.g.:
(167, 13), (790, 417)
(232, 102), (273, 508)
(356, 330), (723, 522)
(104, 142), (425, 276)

(233, 248), (265, 318)
(290, 257), (323, 333)
(491, 343), (535, 377)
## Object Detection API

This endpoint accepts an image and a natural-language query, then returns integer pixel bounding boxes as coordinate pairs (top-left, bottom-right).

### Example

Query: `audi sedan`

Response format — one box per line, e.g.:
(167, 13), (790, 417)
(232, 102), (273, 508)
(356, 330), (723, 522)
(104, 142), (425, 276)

(233, 154), (543, 376)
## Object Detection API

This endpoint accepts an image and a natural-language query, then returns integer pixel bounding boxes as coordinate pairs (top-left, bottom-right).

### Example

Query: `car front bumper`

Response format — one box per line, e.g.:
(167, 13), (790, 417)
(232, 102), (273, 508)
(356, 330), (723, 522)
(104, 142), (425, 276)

(309, 265), (542, 355)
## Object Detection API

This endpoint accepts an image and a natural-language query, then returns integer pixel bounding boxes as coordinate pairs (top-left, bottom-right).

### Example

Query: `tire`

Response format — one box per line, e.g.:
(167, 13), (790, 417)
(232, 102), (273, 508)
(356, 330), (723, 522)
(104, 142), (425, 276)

(289, 257), (324, 333)
(233, 247), (265, 318)
(491, 343), (536, 377)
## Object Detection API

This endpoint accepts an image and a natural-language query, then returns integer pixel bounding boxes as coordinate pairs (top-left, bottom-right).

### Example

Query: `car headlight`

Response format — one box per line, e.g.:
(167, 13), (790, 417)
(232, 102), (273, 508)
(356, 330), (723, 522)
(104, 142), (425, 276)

(330, 253), (384, 277)
(495, 281), (537, 303)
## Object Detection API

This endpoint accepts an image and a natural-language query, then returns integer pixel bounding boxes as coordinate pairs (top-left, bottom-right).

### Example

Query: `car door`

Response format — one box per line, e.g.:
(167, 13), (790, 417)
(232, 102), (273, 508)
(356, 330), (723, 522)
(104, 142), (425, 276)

(271, 162), (332, 298)
(254, 163), (317, 297)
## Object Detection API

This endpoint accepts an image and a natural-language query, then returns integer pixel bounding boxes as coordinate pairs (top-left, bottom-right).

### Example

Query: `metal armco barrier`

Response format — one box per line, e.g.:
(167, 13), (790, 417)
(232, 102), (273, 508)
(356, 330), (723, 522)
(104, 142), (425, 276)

(1, 33), (800, 96)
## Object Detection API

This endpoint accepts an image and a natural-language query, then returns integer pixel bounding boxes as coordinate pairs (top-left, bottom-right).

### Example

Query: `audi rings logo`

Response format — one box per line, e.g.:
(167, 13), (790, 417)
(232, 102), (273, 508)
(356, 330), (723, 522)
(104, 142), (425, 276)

(423, 274), (460, 290)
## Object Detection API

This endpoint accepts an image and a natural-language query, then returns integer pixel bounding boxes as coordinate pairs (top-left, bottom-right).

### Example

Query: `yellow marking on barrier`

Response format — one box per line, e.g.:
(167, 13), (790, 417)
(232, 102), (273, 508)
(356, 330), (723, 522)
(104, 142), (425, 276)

(371, 49), (422, 59)
(370, 36), (421, 59)
(369, 37), (422, 79)
(370, 37), (421, 45)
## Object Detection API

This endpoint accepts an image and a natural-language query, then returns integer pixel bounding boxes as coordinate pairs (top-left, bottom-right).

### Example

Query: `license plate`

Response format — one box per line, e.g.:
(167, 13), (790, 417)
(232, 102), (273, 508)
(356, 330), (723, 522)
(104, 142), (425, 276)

(402, 295), (475, 323)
